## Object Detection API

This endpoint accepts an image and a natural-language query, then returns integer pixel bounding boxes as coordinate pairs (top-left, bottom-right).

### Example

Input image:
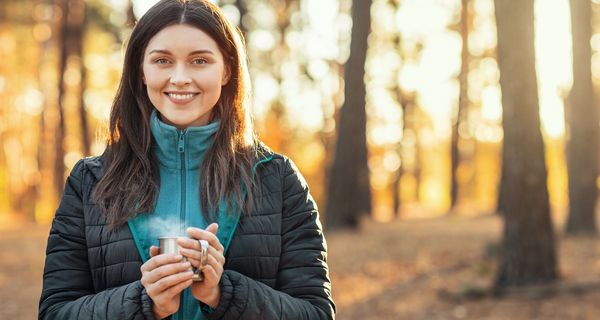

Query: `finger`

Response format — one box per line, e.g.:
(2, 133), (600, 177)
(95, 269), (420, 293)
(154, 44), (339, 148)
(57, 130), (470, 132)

(195, 254), (222, 285)
(148, 270), (194, 296)
(205, 223), (218, 235)
(183, 228), (224, 252)
(180, 228), (221, 251)
(179, 245), (222, 262)
(206, 253), (223, 275)
(199, 260), (221, 286)
(145, 260), (192, 284)
(209, 246), (226, 265)
(141, 246), (163, 274)
(179, 246), (224, 268)
(179, 248), (203, 266)
(163, 278), (193, 298)
(202, 246), (225, 266)
(186, 257), (202, 269)
(177, 237), (203, 250)
(141, 253), (183, 272)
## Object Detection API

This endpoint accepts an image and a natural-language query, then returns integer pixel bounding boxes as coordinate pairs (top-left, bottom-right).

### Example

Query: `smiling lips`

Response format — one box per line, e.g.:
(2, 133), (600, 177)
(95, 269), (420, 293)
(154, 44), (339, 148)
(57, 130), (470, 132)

(165, 92), (199, 104)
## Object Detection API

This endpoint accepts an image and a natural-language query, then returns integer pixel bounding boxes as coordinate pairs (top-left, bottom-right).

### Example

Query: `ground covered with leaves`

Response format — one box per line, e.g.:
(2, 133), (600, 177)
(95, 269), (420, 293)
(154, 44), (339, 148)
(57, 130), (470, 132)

(3, 213), (600, 319)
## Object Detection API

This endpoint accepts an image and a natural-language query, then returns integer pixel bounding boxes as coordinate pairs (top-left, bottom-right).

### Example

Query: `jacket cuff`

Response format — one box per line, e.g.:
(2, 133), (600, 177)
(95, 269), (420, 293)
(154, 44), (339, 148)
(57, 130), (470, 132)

(140, 286), (156, 320)
(199, 301), (215, 315)
(207, 271), (248, 319)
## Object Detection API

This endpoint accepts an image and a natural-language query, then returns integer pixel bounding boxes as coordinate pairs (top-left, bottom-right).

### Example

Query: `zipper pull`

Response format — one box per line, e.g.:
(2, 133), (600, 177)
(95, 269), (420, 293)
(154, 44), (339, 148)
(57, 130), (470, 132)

(178, 131), (185, 153)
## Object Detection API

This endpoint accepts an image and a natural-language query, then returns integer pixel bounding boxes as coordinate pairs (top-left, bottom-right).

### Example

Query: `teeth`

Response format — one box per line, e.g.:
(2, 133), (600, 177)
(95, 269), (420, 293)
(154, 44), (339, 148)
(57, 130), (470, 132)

(168, 93), (195, 100)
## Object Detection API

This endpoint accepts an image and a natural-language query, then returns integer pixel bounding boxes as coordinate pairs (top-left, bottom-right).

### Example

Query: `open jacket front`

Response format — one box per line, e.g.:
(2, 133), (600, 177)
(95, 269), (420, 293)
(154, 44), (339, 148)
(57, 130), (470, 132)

(39, 144), (335, 320)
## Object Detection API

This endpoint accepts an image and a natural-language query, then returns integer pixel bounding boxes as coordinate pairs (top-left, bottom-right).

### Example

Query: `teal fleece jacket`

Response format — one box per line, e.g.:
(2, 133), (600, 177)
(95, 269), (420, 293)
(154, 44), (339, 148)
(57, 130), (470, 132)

(128, 111), (240, 320)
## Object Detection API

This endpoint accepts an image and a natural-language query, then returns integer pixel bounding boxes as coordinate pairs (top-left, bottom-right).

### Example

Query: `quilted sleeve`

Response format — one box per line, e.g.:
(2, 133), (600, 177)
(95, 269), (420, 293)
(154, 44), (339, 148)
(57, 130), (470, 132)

(207, 157), (335, 319)
(38, 159), (155, 320)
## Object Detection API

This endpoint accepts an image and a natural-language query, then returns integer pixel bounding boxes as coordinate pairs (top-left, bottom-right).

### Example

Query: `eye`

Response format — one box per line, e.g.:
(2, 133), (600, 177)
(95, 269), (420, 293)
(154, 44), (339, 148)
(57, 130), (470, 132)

(154, 58), (170, 64)
(191, 58), (208, 64)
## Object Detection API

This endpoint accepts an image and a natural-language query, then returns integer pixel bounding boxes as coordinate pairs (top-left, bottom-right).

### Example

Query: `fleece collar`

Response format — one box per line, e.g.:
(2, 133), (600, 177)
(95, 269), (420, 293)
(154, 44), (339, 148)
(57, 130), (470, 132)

(150, 110), (219, 170)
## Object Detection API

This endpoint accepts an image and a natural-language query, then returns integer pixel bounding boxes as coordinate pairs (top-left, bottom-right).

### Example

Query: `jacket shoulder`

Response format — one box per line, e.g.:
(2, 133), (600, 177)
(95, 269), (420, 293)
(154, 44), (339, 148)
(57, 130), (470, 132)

(253, 142), (293, 175)
(72, 155), (104, 181)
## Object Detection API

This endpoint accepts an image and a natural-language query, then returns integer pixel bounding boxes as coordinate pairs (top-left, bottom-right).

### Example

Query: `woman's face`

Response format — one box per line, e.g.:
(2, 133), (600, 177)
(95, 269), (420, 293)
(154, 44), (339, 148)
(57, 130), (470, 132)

(142, 24), (230, 129)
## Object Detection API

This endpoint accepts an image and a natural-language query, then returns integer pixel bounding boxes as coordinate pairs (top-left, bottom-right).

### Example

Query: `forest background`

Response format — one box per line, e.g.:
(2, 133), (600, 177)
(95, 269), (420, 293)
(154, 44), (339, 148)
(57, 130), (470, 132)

(2, 0), (600, 319)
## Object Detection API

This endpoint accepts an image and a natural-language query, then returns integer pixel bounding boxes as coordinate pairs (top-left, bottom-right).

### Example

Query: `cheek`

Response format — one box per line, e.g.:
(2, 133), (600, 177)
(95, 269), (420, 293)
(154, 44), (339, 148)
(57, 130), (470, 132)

(142, 66), (162, 90)
(142, 72), (164, 107)
(209, 70), (227, 92)
(145, 79), (165, 98)
(206, 81), (223, 100)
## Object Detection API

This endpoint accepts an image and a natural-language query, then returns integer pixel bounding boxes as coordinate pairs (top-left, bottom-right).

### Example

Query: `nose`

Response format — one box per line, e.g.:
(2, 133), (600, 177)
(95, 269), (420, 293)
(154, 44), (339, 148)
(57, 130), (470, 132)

(170, 64), (192, 86)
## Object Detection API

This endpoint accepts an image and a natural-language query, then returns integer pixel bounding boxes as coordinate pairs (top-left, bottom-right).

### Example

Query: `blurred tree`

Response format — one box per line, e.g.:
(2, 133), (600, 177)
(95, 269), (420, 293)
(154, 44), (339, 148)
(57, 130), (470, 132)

(54, 0), (66, 197)
(564, 0), (598, 235)
(233, 0), (248, 37)
(496, 162), (507, 215)
(77, 2), (90, 156)
(387, 0), (416, 217)
(326, 0), (372, 229)
(1, 0), (40, 220)
(392, 91), (417, 217)
(450, 0), (470, 210)
(54, 0), (87, 195)
(0, 2), (11, 215)
(126, 0), (135, 27)
(494, 0), (557, 286)
(0, 0), (129, 222)
(248, 0), (297, 155)
(267, 0), (296, 156)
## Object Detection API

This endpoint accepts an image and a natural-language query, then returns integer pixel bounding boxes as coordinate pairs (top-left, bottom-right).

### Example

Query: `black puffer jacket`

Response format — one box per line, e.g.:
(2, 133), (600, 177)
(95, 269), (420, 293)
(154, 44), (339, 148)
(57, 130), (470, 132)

(39, 151), (335, 319)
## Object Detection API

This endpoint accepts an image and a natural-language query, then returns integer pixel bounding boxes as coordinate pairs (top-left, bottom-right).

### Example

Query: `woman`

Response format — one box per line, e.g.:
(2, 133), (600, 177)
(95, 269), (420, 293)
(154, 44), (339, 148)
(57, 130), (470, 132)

(38, 0), (335, 319)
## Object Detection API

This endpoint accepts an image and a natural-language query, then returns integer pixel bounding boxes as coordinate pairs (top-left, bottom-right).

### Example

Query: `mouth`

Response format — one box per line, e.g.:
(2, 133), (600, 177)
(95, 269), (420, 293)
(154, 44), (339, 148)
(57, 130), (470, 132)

(164, 92), (200, 103)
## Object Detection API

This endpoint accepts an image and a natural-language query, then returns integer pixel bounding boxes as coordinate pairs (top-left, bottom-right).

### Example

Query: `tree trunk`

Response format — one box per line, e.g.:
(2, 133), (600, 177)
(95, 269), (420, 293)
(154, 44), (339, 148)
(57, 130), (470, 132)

(393, 90), (416, 218)
(451, 0), (470, 210)
(126, 0), (135, 27)
(494, 0), (558, 286)
(414, 130), (422, 202)
(391, 101), (407, 218)
(234, 0), (248, 38)
(325, 0), (372, 229)
(75, 2), (90, 156)
(496, 166), (507, 215)
(79, 58), (91, 156)
(54, 0), (70, 197)
(564, 0), (598, 235)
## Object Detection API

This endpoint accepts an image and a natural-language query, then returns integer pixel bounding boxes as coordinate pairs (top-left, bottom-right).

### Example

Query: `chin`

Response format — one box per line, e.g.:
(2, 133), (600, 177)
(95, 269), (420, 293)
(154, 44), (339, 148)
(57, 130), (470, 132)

(172, 120), (195, 129)
(158, 108), (211, 128)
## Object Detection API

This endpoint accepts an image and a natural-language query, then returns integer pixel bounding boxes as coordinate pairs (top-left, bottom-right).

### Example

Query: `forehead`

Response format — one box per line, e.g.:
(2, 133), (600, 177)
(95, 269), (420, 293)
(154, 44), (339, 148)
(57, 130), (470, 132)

(145, 24), (220, 53)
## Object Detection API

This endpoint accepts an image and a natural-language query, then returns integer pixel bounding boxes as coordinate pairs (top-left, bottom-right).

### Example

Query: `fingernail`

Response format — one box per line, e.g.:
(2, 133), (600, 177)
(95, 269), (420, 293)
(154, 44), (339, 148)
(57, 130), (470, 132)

(174, 254), (182, 260)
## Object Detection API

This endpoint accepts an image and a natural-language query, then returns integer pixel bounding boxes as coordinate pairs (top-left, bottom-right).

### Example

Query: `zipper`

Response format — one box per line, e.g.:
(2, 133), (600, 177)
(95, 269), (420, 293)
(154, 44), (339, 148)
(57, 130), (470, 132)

(177, 129), (186, 319)
(179, 130), (186, 235)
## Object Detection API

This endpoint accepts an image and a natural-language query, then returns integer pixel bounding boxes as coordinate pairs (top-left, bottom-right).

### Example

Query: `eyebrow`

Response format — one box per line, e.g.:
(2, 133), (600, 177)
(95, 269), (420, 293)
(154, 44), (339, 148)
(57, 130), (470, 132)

(148, 49), (215, 56)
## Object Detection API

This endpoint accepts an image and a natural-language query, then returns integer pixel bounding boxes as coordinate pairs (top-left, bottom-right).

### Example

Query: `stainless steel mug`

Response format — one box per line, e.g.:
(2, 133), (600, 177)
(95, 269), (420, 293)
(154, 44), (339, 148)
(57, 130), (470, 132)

(159, 236), (209, 281)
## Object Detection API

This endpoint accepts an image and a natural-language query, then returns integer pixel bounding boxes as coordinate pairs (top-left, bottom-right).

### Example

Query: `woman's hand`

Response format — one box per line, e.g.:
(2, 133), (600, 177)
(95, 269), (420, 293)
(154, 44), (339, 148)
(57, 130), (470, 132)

(177, 223), (225, 308)
(140, 247), (194, 319)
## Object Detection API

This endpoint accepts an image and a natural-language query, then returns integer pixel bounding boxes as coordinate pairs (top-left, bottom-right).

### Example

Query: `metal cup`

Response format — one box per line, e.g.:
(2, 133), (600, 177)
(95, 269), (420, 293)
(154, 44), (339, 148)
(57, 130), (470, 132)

(197, 239), (209, 281)
(158, 236), (208, 281)
(158, 236), (181, 256)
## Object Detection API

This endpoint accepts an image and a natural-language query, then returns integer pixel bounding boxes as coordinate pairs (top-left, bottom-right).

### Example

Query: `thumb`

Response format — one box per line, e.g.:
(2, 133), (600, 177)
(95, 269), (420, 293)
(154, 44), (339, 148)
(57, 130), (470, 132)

(206, 223), (219, 235)
(149, 245), (160, 257)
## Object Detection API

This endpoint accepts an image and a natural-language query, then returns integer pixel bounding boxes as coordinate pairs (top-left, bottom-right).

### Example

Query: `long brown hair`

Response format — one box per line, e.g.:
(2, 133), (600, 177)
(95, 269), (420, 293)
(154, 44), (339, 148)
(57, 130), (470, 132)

(93, 0), (257, 226)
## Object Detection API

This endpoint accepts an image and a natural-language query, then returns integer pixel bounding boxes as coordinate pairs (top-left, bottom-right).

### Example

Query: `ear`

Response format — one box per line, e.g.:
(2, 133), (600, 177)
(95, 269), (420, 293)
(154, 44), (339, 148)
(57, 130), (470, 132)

(222, 65), (231, 86)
